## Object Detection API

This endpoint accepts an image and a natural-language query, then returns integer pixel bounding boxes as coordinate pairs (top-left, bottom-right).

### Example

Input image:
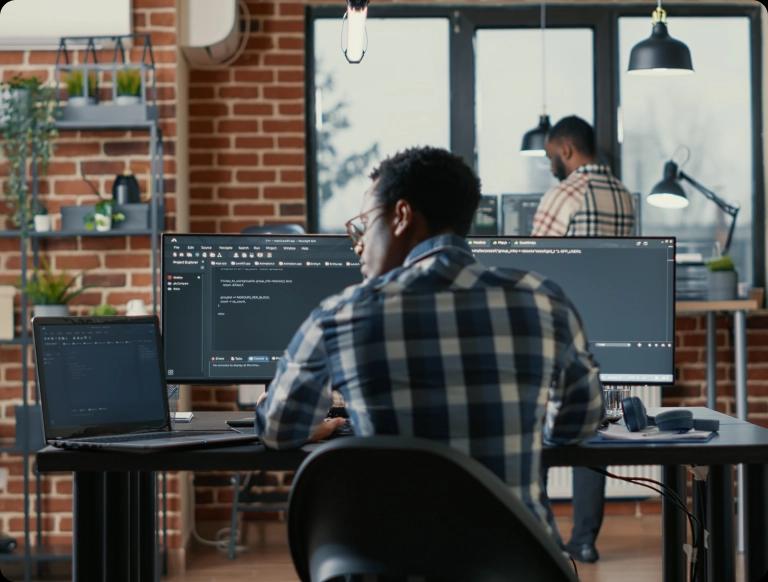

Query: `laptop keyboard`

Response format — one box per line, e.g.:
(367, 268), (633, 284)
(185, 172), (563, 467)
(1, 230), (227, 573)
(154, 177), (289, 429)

(74, 431), (226, 443)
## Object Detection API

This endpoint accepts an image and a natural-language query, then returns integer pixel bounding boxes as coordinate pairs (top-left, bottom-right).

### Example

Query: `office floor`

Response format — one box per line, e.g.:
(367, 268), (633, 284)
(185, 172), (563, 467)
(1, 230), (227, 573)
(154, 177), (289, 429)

(169, 515), (673, 582)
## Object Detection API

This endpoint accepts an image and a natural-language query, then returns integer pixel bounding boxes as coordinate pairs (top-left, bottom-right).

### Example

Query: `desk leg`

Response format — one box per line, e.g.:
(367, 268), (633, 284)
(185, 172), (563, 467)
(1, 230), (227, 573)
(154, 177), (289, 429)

(104, 473), (131, 582)
(137, 471), (157, 581)
(706, 311), (717, 409)
(734, 310), (748, 553)
(662, 465), (686, 582)
(73, 471), (104, 581)
(744, 464), (768, 582)
(707, 465), (735, 582)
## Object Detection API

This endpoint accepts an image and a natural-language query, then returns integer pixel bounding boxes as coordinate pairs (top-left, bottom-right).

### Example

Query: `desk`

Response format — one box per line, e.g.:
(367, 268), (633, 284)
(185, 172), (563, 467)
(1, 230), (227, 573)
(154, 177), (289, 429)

(676, 289), (764, 551)
(37, 409), (768, 582)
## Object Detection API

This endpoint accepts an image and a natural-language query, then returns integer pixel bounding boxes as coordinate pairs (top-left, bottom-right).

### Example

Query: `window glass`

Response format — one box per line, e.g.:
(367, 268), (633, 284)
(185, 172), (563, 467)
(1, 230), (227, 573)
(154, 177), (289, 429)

(475, 28), (594, 199)
(313, 18), (450, 232)
(619, 17), (753, 282)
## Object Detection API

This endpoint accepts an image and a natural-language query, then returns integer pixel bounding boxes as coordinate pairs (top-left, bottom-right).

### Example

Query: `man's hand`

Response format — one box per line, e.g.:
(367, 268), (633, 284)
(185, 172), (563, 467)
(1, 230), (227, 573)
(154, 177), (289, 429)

(255, 390), (268, 407)
(309, 417), (348, 442)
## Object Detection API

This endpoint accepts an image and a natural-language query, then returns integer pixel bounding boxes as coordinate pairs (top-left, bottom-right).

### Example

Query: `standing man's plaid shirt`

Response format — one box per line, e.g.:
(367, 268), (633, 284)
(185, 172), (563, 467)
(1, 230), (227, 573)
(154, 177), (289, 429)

(532, 164), (635, 236)
(256, 234), (604, 535)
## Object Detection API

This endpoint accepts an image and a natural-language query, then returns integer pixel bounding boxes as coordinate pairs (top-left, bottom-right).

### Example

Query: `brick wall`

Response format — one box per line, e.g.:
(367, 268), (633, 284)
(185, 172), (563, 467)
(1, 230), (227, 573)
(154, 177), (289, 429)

(0, 0), (183, 566)
(0, 0), (764, 569)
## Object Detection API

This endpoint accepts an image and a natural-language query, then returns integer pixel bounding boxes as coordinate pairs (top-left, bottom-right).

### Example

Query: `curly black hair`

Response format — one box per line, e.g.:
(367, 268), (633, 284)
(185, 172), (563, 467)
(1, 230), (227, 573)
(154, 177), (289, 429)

(547, 115), (596, 157)
(369, 146), (481, 236)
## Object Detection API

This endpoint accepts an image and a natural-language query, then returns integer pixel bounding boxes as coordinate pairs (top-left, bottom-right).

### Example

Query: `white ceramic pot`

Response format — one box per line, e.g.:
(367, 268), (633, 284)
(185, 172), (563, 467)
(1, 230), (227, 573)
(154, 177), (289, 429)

(33, 304), (69, 318)
(68, 96), (95, 107)
(33, 214), (51, 232)
(94, 213), (112, 232)
(116, 95), (141, 105)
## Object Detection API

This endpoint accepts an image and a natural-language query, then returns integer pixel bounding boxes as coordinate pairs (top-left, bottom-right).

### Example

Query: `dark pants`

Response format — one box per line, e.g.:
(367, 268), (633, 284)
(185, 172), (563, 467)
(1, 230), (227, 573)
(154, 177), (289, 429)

(569, 466), (606, 546)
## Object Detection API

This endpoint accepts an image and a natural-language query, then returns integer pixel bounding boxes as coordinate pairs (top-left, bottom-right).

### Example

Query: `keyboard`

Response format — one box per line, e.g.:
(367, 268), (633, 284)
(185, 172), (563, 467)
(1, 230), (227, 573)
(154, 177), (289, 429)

(65, 431), (225, 444)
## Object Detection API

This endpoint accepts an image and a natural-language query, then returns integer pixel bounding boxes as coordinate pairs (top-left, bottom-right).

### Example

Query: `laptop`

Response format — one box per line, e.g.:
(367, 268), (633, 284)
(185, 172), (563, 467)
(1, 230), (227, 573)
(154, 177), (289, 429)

(32, 316), (260, 452)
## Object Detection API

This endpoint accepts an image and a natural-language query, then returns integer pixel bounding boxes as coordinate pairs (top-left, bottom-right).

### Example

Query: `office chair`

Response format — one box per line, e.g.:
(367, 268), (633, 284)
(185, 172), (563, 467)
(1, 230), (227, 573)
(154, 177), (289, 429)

(288, 436), (578, 582)
(240, 223), (306, 235)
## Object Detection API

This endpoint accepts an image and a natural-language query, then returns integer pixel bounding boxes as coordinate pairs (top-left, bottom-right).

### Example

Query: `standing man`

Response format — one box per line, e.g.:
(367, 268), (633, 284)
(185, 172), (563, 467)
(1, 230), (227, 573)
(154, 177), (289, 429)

(256, 146), (604, 541)
(532, 115), (635, 563)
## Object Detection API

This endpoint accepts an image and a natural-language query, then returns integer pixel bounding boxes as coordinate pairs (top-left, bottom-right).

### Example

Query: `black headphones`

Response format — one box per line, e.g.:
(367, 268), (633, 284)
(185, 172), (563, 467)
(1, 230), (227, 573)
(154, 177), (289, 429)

(621, 397), (719, 432)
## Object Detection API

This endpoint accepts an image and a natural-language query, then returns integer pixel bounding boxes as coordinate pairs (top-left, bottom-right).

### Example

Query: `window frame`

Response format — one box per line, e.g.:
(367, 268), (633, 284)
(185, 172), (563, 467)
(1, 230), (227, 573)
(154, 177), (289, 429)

(304, 3), (764, 287)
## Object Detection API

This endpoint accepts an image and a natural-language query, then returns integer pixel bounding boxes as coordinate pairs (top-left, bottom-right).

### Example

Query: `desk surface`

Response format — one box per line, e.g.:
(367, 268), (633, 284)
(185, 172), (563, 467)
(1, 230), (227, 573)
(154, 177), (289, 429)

(36, 408), (768, 473)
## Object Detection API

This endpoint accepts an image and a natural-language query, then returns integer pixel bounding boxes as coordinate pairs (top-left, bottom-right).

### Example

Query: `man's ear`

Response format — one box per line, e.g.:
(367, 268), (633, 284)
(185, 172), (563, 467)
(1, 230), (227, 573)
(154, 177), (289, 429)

(561, 140), (575, 162)
(392, 199), (412, 237)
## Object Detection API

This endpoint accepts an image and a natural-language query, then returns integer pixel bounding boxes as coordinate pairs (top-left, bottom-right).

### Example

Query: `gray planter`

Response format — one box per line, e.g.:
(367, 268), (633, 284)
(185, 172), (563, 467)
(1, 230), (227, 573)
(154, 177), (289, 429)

(707, 270), (738, 301)
(61, 203), (150, 231)
(33, 305), (69, 318)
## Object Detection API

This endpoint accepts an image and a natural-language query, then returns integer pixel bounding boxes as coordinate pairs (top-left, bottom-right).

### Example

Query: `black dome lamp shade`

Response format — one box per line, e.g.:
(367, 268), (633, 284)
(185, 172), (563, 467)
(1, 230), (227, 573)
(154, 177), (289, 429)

(520, 115), (552, 157)
(521, 3), (551, 157)
(628, 4), (693, 76)
(648, 161), (689, 209)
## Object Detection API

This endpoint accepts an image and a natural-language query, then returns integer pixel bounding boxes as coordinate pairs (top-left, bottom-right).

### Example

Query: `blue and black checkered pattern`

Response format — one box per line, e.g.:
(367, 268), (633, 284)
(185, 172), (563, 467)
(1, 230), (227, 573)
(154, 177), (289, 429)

(256, 234), (604, 535)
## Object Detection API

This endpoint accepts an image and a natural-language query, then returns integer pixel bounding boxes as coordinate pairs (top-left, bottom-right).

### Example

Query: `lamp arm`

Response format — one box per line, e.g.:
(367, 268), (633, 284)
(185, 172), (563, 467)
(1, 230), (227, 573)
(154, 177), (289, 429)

(678, 171), (740, 254)
(678, 171), (740, 217)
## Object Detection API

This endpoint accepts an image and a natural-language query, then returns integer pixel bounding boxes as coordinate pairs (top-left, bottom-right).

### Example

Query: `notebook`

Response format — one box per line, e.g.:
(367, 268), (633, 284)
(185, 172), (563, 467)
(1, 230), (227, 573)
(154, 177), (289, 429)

(32, 316), (259, 452)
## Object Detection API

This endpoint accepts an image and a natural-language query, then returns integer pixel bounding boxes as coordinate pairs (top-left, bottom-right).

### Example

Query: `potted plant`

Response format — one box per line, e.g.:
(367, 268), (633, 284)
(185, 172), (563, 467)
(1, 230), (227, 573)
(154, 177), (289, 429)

(32, 200), (51, 232)
(84, 199), (125, 232)
(91, 304), (118, 316)
(116, 69), (142, 106)
(706, 255), (738, 301)
(0, 76), (59, 232)
(21, 258), (91, 318)
(64, 69), (98, 106)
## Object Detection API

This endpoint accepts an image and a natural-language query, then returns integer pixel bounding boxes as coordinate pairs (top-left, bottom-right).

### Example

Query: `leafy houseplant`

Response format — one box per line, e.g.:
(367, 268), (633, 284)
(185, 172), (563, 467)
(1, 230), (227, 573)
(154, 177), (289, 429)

(84, 199), (125, 232)
(706, 255), (738, 301)
(91, 304), (118, 316)
(64, 69), (98, 106)
(116, 69), (142, 105)
(21, 258), (91, 317)
(0, 76), (59, 231)
(32, 200), (51, 232)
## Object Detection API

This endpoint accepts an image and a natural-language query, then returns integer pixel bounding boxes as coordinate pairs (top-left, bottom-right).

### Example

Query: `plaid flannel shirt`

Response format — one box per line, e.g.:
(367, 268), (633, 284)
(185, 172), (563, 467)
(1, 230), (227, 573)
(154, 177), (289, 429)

(531, 164), (635, 236)
(256, 234), (604, 534)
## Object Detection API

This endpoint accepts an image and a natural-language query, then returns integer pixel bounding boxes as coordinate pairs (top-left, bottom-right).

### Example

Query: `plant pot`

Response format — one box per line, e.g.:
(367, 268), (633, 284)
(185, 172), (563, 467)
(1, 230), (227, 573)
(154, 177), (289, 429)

(33, 214), (51, 232)
(33, 305), (69, 318)
(116, 95), (141, 106)
(707, 270), (738, 301)
(94, 213), (112, 232)
(68, 96), (95, 107)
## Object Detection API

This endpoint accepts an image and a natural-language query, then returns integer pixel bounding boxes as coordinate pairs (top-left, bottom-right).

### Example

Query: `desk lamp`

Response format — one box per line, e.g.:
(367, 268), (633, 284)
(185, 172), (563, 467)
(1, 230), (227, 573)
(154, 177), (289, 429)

(648, 160), (740, 253)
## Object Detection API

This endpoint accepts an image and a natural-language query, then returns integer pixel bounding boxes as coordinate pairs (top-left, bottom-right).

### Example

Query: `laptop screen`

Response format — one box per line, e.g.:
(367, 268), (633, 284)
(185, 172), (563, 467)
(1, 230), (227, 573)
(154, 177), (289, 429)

(33, 317), (169, 439)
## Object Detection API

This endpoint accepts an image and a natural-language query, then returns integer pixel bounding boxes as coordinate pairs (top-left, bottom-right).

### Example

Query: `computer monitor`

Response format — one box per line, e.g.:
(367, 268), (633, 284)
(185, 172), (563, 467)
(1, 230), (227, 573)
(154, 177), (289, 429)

(499, 193), (643, 236)
(163, 234), (674, 385)
(468, 236), (675, 384)
(162, 234), (362, 382)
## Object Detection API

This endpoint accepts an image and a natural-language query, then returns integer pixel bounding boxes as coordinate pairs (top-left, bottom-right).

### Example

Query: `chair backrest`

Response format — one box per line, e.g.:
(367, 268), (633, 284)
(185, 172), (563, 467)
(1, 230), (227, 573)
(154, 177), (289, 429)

(240, 223), (306, 235)
(288, 436), (577, 582)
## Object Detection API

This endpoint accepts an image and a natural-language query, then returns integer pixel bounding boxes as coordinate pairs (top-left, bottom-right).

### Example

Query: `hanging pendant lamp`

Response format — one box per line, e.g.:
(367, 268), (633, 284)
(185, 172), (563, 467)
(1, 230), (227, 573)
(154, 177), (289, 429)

(628, 1), (693, 76)
(521, 3), (550, 156)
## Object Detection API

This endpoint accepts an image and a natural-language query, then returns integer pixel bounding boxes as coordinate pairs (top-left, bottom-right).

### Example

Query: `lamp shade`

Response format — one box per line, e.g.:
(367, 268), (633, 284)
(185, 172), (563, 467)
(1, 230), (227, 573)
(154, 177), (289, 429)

(628, 21), (693, 76)
(648, 161), (689, 209)
(520, 114), (551, 157)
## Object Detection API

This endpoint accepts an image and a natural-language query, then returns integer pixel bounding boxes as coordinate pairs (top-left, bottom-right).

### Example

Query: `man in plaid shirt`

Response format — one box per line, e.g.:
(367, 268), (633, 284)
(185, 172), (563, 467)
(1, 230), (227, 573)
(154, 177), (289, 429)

(532, 116), (635, 237)
(256, 146), (604, 538)
(533, 116), (635, 563)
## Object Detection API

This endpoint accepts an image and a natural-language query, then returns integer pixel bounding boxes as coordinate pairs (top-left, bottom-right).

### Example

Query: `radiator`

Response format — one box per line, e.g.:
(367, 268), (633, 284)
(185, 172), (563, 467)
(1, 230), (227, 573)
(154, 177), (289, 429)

(547, 386), (661, 499)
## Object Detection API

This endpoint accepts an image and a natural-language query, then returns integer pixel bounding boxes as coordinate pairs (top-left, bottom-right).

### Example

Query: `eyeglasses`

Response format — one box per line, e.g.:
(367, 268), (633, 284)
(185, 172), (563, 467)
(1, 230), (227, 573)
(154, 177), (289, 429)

(344, 204), (387, 245)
